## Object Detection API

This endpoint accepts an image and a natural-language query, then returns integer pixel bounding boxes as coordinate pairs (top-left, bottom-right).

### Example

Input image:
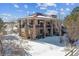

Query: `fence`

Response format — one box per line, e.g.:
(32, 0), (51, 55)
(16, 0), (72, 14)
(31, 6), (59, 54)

(65, 47), (79, 56)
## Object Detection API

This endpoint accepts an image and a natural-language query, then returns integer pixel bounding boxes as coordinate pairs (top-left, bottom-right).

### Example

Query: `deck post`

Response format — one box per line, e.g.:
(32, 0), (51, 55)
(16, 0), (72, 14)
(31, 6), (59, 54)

(25, 19), (28, 39)
(44, 20), (46, 37)
(18, 20), (21, 36)
(32, 19), (37, 40)
(51, 20), (53, 36)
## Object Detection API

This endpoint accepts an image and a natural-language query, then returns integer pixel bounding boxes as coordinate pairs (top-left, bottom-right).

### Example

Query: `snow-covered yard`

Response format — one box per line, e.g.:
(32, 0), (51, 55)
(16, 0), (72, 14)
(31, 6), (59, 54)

(0, 34), (67, 56)
(27, 36), (66, 56)
(0, 34), (30, 56)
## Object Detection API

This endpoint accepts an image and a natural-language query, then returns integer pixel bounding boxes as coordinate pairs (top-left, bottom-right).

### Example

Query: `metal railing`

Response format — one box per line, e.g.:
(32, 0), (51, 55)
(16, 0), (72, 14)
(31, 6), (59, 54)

(65, 47), (79, 56)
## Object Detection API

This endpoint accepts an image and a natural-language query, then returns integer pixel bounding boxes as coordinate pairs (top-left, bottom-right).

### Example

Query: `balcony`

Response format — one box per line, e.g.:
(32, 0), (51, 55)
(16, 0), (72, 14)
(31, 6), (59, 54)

(46, 24), (51, 27)
(36, 24), (44, 28)
(29, 25), (33, 28)
(46, 24), (51, 28)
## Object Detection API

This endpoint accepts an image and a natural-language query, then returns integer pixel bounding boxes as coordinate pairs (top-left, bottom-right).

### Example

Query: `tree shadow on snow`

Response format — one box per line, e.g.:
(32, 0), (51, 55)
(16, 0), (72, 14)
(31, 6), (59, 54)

(2, 36), (19, 40)
(1, 35), (32, 56)
(34, 36), (65, 47)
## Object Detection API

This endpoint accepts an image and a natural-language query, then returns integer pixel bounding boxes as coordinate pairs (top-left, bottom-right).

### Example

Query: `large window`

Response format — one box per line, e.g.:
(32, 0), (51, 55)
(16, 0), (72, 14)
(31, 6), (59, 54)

(29, 20), (34, 28)
(40, 29), (44, 34)
(46, 22), (51, 27)
(46, 29), (51, 36)
(38, 20), (44, 27)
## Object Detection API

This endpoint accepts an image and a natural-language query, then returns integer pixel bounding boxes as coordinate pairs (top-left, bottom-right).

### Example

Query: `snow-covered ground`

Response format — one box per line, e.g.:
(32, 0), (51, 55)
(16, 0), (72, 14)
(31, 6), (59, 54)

(0, 33), (67, 56)
(3, 24), (79, 56)
(26, 36), (66, 56)
(1, 23), (71, 56)
(0, 34), (30, 56)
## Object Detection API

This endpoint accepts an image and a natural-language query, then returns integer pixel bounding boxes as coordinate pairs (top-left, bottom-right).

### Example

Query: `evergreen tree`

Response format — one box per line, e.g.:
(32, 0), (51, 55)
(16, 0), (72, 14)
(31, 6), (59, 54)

(64, 7), (79, 41)
(0, 18), (4, 32)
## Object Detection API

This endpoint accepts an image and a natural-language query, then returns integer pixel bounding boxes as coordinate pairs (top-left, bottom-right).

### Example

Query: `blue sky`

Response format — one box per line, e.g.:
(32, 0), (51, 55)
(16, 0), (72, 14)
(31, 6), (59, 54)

(0, 3), (79, 22)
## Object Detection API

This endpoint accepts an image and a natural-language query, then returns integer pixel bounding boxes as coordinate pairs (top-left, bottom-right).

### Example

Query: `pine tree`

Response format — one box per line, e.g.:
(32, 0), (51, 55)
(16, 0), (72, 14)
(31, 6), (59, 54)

(64, 7), (79, 41)
(0, 18), (4, 32)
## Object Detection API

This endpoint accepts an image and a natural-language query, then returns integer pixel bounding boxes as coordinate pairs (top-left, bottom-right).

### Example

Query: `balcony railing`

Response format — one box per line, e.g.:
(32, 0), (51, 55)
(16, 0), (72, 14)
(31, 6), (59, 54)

(27, 24), (51, 28)
(46, 25), (51, 27)
(36, 24), (44, 28)
(29, 25), (33, 28)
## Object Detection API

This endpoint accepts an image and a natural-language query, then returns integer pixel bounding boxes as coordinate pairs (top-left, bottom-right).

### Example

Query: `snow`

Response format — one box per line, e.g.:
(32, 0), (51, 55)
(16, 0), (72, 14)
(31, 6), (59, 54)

(0, 34), (30, 56)
(27, 42), (65, 56)
(73, 40), (79, 46)
(27, 15), (56, 20)
(2, 22), (68, 56)
(37, 15), (53, 19)
(0, 33), (67, 56)
(26, 36), (66, 56)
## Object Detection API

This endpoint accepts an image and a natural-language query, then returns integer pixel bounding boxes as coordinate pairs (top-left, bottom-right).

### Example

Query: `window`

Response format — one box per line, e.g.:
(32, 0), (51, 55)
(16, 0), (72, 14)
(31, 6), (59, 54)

(46, 22), (51, 27)
(38, 20), (44, 27)
(30, 20), (34, 25)
(39, 29), (44, 35)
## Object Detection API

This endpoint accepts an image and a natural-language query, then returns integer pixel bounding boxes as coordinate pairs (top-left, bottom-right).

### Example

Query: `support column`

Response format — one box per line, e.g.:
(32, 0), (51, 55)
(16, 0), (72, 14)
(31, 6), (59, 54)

(44, 20), (46, 37)
(25, 19), (28, 39)
(18, 20), (21, 36)
(32, 19), (37, 40)
(27, 19), (31, 39)
(51, 20), (53, 36)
